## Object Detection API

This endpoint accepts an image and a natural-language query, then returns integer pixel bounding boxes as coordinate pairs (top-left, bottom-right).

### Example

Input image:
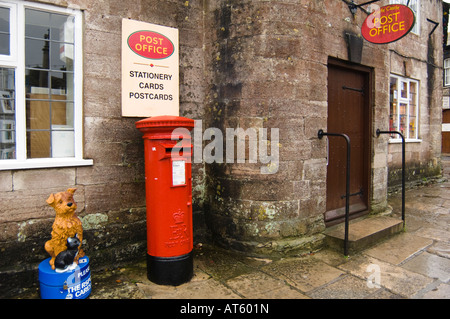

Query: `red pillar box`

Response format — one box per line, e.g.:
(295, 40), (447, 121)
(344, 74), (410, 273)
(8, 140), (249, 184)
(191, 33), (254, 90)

(135, 116), (195, 285)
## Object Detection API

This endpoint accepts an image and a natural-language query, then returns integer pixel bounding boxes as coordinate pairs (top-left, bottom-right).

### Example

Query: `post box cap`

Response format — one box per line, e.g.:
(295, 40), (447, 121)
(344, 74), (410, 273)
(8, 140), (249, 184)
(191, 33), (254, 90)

(135, 115), (195, 131)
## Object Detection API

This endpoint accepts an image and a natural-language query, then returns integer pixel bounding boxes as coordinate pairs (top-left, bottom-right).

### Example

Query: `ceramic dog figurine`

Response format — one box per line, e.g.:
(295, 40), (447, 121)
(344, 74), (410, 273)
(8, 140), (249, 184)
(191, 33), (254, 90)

(44, 188), (84, 270)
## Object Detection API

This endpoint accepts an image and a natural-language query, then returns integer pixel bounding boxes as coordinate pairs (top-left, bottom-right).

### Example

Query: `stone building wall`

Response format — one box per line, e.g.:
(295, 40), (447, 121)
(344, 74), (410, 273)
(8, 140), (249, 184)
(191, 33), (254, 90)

(0, 0), (207, 296)
(0, 0), (443, 296)
(203, 0), (443, 256)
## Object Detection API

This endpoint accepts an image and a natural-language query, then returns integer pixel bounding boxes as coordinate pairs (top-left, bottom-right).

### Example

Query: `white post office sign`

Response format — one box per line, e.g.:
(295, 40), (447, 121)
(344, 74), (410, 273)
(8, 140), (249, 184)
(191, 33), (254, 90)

(122, 19), (179, 117)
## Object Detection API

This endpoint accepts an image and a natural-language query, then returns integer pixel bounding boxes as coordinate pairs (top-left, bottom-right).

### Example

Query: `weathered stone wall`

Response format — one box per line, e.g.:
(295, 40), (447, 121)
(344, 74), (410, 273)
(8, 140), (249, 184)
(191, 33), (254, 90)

(203, 0), (443, 256)
(386, 0), (443, 189)
(0, 0), (443, 297)
(204, 0), (331, 256)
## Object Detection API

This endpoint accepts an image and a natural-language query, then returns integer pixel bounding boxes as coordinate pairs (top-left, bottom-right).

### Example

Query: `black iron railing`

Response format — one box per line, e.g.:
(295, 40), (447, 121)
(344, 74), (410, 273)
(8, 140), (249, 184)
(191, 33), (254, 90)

(376, 129), (406, 228)
(318, 128), (406, 256)
(318, 129), (351, 256)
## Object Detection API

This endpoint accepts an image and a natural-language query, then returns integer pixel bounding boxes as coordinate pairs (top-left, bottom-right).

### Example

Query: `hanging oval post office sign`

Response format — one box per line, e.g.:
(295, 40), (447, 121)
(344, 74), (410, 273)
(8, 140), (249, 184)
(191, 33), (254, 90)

(361, 4), (415, 44)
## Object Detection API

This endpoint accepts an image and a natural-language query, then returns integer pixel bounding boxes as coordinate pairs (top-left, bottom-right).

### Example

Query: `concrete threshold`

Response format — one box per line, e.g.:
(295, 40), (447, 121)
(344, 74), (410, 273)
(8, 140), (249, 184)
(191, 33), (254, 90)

(324, 216), (404, 255)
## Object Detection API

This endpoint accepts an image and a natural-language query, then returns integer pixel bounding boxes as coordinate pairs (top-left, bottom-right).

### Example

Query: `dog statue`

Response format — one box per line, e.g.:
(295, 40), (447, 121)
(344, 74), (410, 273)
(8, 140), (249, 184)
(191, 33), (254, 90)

(44, 188), (84, 270)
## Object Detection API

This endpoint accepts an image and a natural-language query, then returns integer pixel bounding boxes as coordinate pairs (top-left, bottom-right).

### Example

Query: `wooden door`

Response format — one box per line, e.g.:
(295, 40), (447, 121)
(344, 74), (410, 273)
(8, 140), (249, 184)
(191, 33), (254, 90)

(325, 61), (370, 225)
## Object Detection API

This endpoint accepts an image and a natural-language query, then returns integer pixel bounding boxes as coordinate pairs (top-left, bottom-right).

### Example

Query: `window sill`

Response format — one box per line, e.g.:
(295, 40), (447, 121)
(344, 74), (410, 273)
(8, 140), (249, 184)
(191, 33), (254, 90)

(0, 158), (93, 171)
(388, 139), (422, 144)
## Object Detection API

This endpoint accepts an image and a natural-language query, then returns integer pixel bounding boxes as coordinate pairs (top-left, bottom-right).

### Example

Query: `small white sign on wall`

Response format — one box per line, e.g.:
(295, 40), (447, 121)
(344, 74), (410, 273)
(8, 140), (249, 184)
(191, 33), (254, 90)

(122, 19), (179, 117)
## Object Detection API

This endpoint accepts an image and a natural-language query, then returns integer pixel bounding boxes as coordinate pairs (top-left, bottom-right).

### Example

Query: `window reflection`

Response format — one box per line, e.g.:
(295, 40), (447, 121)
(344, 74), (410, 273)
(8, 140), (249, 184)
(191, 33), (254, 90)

(25, 9), (75, 158)
(0, 7), (10, 55)
(0, 67), (15, 159)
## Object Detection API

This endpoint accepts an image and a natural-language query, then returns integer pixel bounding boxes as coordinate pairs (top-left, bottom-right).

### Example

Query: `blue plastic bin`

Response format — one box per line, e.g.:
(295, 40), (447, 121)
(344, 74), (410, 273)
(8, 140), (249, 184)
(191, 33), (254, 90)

(39, 256), (91, 299)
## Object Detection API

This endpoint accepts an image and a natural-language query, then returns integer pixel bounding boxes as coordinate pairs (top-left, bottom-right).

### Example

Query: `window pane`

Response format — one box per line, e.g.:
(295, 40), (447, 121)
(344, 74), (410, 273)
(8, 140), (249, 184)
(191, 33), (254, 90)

(27, 131), (50, 158)
(27, 97), (51, 158)
(400, 81), (408, 99)
(51, 125), (74, 157)
(389, 77), (398, 133)
(26, 38), (50, 69)
(51, 13), (73, 42)
(25, 8), (75, 159)
(409, 113), (416, 138)
(50, 41), (74, 72)
(399, 103), (407, 136)
(0, 68), (15, 159)
(56, 43), (74, 72)
(0, 34), (9, 55)
(25, 9), (50, 39)
(0, 7), (10, 55)
(51, 71), (73, 95)
(27, 99), (50, 130)
(26, 69), (49, 96)
(409, 82), (417, 138)
(51, 101), (74, 158)
(446, 68), (450, 86)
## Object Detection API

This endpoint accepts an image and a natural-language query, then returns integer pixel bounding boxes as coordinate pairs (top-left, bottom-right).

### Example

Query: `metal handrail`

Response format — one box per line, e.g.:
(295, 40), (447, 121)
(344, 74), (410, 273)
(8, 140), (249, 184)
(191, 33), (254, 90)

(376, 129), (406, 228)
(318, 129), (351, 256)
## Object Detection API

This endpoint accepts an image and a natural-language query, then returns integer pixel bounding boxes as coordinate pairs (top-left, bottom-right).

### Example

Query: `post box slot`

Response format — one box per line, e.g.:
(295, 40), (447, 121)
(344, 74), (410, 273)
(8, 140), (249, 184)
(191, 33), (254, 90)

(166, 146), (183, 156)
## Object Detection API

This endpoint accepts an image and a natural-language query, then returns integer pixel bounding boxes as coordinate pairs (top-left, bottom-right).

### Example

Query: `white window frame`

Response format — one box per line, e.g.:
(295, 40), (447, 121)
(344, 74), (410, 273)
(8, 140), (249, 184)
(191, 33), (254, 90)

(0, 0), (92, 170)
(389, 74), (421, 143)
(390, 0), (420, 35)
(445, 59), (450, 87)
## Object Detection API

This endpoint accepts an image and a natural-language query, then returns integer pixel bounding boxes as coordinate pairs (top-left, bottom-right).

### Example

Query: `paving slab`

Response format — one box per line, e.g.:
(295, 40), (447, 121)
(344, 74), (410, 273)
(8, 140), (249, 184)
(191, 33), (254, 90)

(338, 255), (434, 298)
(137, 278), (241, 299)
(414, 227), (450, 242)
(226, 272), (308, 299)
(401, 252), (450, 283)
(427, 241), (450, 259)
(420, 283), (450, 299)
(307, 275), (379, 299)
(368, 288), (405, 299)
(193, 246), (256, 281)
(363, 232), (433, 265)
(311, 248), (349, 267)
(261, 258), (344, 293)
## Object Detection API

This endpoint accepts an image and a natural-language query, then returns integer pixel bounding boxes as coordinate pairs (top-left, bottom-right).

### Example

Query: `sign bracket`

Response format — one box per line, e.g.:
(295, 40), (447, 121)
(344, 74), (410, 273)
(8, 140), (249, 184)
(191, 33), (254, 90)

(343, 0), (382, 16)
(426, 18), (439, 37)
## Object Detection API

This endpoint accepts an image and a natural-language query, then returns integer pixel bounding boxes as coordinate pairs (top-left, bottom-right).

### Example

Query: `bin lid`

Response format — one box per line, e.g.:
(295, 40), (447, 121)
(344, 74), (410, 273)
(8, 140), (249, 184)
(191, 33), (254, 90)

(39, 257), (90, 287)
(135, 115), (194, 131)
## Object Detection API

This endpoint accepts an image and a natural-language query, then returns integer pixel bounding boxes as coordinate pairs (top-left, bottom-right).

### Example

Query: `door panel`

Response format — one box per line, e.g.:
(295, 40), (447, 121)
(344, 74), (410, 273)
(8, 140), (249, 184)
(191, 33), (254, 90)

(325, 63), (370, 224)
(443, 109), (450, 154)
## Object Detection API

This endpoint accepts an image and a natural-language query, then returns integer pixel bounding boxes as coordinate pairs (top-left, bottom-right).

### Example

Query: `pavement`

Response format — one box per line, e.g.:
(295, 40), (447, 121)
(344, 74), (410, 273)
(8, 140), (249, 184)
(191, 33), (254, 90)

(12, 157), (450, 301)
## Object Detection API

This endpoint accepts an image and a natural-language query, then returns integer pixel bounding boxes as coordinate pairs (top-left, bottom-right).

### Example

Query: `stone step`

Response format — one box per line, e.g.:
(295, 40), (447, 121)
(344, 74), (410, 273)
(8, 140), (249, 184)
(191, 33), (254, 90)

(324, 216), (404, 255)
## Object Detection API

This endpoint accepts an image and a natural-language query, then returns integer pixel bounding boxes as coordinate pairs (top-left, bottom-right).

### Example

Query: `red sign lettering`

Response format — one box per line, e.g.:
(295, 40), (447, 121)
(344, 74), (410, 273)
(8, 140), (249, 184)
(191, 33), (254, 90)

(128, 31), (174, 59)
(361, 4), (415, 44)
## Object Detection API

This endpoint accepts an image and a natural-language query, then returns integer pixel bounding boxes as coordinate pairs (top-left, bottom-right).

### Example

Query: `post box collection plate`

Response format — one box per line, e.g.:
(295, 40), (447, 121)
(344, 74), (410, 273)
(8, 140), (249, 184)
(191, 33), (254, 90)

(172, 160), (186, 186)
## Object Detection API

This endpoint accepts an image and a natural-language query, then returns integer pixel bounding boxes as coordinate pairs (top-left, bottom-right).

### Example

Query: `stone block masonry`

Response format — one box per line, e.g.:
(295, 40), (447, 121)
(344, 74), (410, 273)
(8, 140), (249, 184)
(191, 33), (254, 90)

(202, 0), (442, 256)
(0, 0), (207, 297)
(0, 0), (443, 297)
